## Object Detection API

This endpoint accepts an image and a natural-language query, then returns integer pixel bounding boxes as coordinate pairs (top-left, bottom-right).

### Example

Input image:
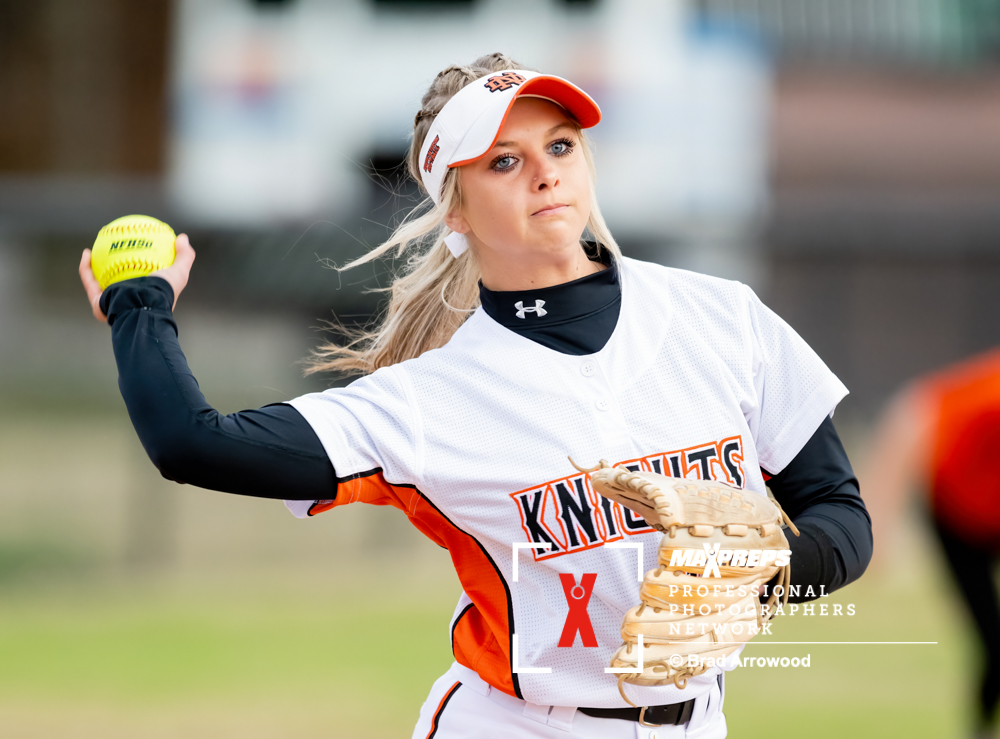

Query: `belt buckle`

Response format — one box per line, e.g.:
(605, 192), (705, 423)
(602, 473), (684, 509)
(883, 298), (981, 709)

(639, 706), (662, 727)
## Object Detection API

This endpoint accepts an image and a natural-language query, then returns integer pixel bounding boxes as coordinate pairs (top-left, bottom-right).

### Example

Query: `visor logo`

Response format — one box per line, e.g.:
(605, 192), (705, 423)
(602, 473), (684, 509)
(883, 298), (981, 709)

(423, 135), (441, 173)
(484, 72), (526, 93)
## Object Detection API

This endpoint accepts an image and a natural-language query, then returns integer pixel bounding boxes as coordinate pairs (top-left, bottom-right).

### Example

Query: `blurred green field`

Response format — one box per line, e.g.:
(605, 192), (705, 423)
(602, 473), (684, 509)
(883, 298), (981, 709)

(0, 573), (461, 738)
(0, 566), (979, 739)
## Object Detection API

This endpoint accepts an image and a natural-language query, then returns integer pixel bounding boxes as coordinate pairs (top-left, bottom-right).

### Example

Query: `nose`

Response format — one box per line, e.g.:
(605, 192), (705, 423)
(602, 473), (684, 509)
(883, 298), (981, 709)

(531, 157), (559, 192)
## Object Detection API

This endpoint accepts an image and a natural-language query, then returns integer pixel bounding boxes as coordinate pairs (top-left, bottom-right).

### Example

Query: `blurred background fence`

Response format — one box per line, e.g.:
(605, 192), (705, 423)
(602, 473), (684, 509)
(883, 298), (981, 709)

(2, 0), (1000, 736)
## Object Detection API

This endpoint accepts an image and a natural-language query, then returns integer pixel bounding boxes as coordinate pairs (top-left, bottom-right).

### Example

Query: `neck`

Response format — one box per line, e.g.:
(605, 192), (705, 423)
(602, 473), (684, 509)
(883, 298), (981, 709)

(476, 239), (604, 292)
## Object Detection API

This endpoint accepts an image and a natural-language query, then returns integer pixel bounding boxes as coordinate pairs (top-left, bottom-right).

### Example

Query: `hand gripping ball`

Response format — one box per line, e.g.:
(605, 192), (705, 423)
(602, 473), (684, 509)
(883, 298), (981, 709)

(90, 215), (176, 290)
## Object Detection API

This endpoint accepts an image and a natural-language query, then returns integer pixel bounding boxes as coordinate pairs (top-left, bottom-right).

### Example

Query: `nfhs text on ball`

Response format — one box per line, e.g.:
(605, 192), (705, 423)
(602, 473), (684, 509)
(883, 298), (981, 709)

(108, 239), (154, 252)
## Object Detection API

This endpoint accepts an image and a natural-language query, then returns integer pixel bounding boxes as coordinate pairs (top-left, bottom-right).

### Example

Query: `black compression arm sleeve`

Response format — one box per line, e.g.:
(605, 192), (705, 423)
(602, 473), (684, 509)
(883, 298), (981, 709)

(764, 416), (872, 603)
(99, 277), (337, 501)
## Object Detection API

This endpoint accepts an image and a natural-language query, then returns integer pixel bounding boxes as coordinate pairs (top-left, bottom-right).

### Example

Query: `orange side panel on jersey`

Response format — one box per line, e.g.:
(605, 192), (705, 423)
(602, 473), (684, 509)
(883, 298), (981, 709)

(922, 350), (1000, 544)
(450, 602), (512, 693)
(310, 471), (518, 697)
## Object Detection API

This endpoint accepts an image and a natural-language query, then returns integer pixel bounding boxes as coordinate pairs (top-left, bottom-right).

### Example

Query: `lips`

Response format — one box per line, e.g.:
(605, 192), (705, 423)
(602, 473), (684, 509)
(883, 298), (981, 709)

(532, 203), (569, 216)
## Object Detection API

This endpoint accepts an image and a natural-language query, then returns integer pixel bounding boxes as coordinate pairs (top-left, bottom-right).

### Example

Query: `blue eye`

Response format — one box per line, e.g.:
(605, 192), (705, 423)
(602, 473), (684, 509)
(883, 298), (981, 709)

(550, 138), (575, 157)
(490, 153), (518, 173)
(489, 137), (575, 173)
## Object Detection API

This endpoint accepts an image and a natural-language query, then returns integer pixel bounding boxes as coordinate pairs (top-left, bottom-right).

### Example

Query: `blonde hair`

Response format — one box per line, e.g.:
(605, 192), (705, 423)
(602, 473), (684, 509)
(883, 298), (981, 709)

(305, 52), (621, 377)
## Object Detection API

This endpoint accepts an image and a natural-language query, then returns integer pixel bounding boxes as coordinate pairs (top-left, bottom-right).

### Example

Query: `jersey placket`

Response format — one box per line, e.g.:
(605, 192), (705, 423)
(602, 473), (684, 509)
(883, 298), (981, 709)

(578, 357), (629, 454)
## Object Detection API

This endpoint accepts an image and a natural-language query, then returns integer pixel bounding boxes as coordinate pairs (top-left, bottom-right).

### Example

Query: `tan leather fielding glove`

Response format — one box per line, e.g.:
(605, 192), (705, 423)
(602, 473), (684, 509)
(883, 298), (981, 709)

(572, 459), (799, 705)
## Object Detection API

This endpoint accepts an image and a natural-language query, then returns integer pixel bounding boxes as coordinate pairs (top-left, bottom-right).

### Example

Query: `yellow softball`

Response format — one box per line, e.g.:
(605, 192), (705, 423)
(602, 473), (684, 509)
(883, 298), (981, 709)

(91, 215), (176, 290)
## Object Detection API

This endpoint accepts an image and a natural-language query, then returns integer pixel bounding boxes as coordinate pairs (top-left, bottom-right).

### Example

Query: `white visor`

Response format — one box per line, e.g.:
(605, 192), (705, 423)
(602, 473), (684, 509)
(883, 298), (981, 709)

(418, 69), (602, 213)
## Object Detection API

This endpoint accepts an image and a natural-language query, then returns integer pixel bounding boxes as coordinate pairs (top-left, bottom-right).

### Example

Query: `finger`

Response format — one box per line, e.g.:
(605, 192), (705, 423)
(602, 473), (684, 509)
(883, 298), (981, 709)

(171, 233), (196, 272)
(79, 248), (94, 285)
(151, 233), (194, 281)
(78, 248), (101, 299)
(79, 249), (106, 323)
(150, 233), (196, 310)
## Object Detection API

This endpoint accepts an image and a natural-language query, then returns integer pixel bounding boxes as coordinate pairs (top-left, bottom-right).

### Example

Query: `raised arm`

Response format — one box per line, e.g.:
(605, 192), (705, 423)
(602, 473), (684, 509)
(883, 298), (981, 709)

(79, 236), (336, 500)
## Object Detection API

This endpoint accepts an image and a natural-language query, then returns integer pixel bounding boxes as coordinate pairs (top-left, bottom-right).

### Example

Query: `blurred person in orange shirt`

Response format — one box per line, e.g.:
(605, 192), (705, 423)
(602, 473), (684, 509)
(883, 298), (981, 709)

(866, 349), (1000, 739)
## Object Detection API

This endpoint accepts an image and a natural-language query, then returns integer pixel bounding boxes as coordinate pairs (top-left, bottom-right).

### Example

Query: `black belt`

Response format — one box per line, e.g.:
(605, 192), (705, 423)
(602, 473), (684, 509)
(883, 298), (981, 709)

(578, 698), (696, 726)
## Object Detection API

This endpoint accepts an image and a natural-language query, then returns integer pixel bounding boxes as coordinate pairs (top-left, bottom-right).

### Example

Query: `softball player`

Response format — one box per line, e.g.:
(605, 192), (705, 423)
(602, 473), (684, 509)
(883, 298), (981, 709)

(80, 53), (872, 737)
(866, 349), (1000, 739)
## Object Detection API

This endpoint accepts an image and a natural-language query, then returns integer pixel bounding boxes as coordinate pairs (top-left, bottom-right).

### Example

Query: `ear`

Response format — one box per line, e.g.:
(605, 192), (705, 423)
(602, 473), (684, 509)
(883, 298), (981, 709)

(444, 208), (471, 235)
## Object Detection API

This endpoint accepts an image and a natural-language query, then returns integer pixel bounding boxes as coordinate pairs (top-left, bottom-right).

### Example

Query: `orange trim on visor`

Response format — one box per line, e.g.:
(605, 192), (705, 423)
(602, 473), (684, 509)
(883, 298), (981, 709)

(448, 75), (601, 170)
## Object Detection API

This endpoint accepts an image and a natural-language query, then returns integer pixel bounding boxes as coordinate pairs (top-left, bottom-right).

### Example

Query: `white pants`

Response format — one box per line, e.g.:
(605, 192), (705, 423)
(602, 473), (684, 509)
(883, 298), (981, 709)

(411, 662), (727, 739)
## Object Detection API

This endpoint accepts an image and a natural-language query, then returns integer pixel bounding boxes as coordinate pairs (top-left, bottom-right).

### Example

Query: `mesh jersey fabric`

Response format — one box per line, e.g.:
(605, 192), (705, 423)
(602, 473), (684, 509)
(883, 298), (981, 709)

(285, 256), (848, 708)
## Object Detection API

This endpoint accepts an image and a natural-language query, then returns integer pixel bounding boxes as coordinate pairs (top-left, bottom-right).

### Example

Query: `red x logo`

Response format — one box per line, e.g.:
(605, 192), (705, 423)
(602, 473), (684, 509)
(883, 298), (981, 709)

(558, 573), (598, 647)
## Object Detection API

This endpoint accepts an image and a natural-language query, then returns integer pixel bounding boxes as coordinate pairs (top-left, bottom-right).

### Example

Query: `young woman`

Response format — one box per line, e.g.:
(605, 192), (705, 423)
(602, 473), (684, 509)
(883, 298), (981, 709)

(80, 53), (871, 738)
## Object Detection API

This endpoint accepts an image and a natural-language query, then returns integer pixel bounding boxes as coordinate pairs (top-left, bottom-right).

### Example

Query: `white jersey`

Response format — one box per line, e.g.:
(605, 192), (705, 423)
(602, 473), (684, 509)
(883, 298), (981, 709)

(285, 256), (848, 708)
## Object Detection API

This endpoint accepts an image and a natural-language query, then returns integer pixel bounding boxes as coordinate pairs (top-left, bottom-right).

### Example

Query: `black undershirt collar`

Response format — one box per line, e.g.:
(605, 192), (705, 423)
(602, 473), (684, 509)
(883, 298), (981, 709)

(477, 243), (621, 356)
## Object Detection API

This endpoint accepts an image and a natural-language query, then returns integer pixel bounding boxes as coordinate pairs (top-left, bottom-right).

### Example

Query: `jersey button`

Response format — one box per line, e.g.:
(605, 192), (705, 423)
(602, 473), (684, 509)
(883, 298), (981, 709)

(581, 362), (596, 377)
(595, 398), (611, 411)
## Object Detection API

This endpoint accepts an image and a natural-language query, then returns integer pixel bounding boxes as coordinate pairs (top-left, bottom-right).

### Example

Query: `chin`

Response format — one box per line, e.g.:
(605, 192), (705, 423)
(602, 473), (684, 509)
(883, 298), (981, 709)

(531, 228), (587, 252)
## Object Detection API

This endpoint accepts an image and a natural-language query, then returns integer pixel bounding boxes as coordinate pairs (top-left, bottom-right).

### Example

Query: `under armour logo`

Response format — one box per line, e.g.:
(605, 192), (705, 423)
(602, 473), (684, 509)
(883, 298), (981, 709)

(515, 300), (547, 319)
